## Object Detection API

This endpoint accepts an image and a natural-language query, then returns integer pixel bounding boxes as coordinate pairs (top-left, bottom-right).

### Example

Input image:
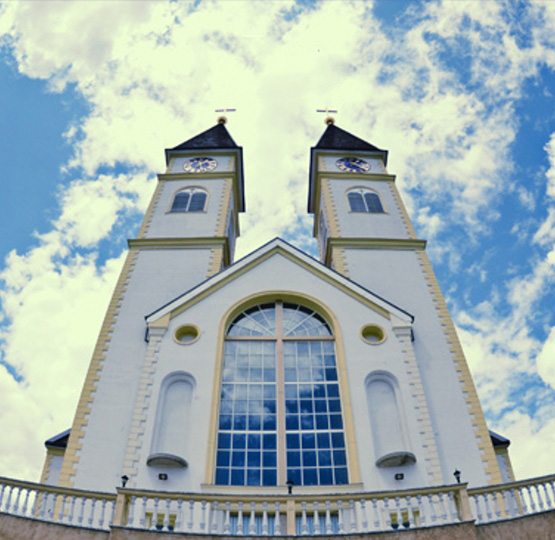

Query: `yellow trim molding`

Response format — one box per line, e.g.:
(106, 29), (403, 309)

(58, 250), (139, 487)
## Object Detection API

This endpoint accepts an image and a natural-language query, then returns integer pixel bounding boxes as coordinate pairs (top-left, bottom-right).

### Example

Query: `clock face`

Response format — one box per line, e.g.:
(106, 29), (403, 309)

(336, 157), (370, 173)
(184, 157), (217, 173)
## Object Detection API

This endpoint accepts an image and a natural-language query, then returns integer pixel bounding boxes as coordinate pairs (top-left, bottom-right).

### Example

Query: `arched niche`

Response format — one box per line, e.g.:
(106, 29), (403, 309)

(148, 372), (195, 468)
(365, 372), (416, 468)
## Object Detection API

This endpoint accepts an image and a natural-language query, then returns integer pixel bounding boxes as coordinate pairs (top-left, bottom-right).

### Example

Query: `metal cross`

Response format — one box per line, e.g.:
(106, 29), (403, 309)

(215, 108), (236, 124)
(316, 107), (338, 125)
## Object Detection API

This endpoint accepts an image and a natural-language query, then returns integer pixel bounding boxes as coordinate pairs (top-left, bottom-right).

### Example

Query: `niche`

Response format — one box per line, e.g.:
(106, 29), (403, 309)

(147, 372), (195, 468)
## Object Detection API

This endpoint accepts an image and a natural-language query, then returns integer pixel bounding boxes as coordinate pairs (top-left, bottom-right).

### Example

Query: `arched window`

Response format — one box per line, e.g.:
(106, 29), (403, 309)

(170, 188), (207, 212)
(215, 302), (348, 487)
(148, 373), (195, 467)
(365, 374), (415, 467)
(347, 188), (384, 213)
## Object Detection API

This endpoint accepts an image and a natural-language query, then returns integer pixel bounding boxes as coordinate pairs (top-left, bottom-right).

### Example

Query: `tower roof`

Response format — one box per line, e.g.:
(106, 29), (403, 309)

(169, 123), (238, 151)
(316, 123), (386, 155)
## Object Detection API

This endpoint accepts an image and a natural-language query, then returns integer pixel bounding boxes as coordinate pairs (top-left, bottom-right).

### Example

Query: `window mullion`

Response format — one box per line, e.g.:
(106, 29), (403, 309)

(275, 301), (287, 486)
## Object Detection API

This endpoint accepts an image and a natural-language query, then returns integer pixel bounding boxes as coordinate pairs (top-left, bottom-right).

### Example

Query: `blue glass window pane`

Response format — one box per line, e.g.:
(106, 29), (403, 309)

(286, 400), (298, 413)
(263, 452), (277, 466)
(316, 415), (329, 429)
(327, 384), (340, 397)
(330, 415), (343, 429)
(300, 400), (313, 413)
(287, 451), (301, 467)
(263, 415), (276, 430)
(287, 433), (300, 449)
(333, 450), (347, 465)
(231, 469), (244, 485)
(215, 468), (228, 484)
(348, 192), (365, 212)
(171, 192), (190, 212)
(335, 468), (348, 484)
(325, 368), (338, 381)
(329, 399), (341, 412)
(287, 469), (301, 485)
(318, 450), (332, 466)
(232, 452), (245, 466)
(301, 415), (314, 429)
(331, 433), (345, 448)
(263, 434), (277, 449)
(233, 434), (246, 448)
(314, 400), (327, 412)
(217, 451), (230, 466)
(219, 415), (232, 429)
(264, 400), (276, 413)
(248, 434), (261, 449)
(364, 192), (383, 213)
(248, 415), (261, 429)
(247, 469), (261, 485)
(218, 433), (231, 448)
(303, 469), (318, 485)
(233, 415), (246, 429)
(302, 433), (316, 449)
(317, 433), (331, 448)
(248, 452), (261, 466)
(189, 191), (207, 211)
(303, 451), (317, 467)
(319, 468), (333, 485)
(286, 415), (299, 430)
(263, 469), (277, 486)
(285, 385), (297, 398)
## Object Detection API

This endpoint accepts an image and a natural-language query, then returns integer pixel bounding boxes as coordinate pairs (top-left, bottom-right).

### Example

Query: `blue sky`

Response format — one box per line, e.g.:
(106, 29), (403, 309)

(1, 0), (555, 483)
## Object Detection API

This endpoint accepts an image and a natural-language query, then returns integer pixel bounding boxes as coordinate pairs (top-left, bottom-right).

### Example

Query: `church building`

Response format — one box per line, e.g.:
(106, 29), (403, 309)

(41, 118), (513, 499)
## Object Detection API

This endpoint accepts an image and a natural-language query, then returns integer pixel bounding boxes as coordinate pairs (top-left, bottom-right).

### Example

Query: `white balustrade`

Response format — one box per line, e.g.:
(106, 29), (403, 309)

(1, 473), (554, 534)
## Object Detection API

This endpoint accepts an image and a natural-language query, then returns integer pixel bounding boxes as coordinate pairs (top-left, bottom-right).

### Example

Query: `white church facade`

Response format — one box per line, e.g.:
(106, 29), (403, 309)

(1, 120), (554, 539)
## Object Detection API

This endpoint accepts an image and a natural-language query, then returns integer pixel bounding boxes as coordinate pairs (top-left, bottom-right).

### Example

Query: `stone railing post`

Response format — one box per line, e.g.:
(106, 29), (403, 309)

(286, 498), (296, 535)
(113, 489), (128, 526)
(454, 484), (473, 522)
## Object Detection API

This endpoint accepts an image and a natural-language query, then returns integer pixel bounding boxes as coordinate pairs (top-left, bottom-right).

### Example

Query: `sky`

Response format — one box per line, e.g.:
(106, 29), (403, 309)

(0, 0), (554, 485)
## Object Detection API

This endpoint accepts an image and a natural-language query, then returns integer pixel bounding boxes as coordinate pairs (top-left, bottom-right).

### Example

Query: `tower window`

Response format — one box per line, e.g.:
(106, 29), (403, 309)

(170, 188), (207, 212)
(347, 188), (384, 213)
(215, 302), (349, 487)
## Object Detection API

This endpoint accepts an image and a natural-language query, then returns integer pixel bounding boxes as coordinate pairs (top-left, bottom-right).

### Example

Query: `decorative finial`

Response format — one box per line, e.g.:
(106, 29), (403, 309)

(317, 107), (338, 126)
(215, 108), (236, 124)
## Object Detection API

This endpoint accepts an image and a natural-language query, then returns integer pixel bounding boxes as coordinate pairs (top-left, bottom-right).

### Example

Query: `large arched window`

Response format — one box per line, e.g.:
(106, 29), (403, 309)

(170, 187), (207, 212)
(215, 302), (348, 487)
(347, 188), (384, 213)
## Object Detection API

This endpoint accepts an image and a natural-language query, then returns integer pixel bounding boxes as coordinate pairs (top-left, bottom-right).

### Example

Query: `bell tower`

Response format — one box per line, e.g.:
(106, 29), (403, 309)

(55, 121), (244, 490)
(309, 121), (503, 487)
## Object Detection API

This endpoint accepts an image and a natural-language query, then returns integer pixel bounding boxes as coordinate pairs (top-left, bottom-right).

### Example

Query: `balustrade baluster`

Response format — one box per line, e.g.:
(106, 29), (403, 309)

(359, 499), (368, 531)
(152, 498), (160, 530)
(426, 494), (436, 523)
(447, 491), (459, 522)
(484, 493), (494, 522)
(175, 499), (183, 531)
(526, 486), (536, 512)
(0, 484), (6, 510)
(313, 501), (320, 534)
(188, 500), (195, 531)
(5, 485), (13, 513)
(211, 501), (220, 533)
(493, 491), (502, 520)
(338, 499), (345, 532)
(237, 501), (244, 535)
(549, 481), (555, 505)
(508, 488), (518, 517)
(325, 500), (332, 534)
(249, 501), (256, 535)
(416, 494), (425, 526)
(383, 497), (391, 529)
(300, 501), (308, 535)
(12, 486), (21, 514)
(518, 487), (528, 514)
(140, 496), (147, 528)
(127, 495), (136, 527)
(534, 484), (544, 510)
(200, 500), (207, 531)
(57, 493), (66, 522)
(68, 495), (76, 524)
(438, 493), (448, 524)
(30, 489), (39, 517)
(99, 498), (107, 528)
(542, 482), (553, 509)
(371, 498), (380, 530)
(223, 501), (231, 534)
(164, 498), (171, 531)
(347, 499), (355, 532)
(262, 501), (269, 535)
(77, 496), (85, 524)
(406, 496), (414, 528)
(274, 501), (281, 535)
(395, 496), (402, 529)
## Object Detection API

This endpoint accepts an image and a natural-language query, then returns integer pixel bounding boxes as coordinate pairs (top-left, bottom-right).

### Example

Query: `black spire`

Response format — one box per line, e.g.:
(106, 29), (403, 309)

(316, 123), (386, 155)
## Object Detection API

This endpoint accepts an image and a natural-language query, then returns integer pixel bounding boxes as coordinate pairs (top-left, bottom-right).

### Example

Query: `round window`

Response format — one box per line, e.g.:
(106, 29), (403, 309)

(360, 324), (386, 345)
(174, 325), (200, 345)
